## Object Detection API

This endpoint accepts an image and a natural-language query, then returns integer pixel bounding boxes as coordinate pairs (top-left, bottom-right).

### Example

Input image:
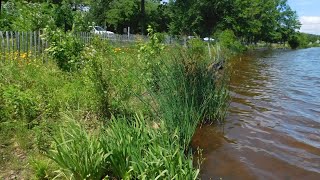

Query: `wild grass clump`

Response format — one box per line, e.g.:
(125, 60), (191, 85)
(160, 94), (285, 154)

(46, 114), (199, 179)
(46, 115), (110, 179)
(148, 47), (229, 148)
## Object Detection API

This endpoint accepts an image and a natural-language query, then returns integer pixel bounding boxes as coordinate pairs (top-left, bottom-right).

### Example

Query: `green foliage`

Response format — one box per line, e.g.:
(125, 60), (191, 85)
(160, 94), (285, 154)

(187, 38), (206, 60)
(46, 115), (111, 180)
(0, 1), (18, 30)
(87, 55), (112, 119)
(12, 2), (56, 31)
(101, 114), (199, 179)
(288, 33), (308, 49)
(149, 48), (229, 148)
(105, 0), (140, 32)
(45, 29), (85, 71)
(140, 25), (165, 55)
(54, 0), (74, 32)
(168, 0), (234, 36)
(215, 30), (245, 53)
(72, 11), (91, 32)
(0, 26), (231, 178)
(1, 84), (40, 124)
(139, 26), (165, 91)
(0, 1), (56, 31)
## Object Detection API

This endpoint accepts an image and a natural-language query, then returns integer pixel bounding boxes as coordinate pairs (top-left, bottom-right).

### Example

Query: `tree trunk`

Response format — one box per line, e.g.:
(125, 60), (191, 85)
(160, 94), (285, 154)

(141, 0), (145, 35)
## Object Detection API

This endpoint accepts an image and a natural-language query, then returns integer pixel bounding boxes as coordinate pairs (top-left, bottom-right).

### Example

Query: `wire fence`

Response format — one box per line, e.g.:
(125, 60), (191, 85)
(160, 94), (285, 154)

(0, 31), (48, 62)
(0, 31), (183, 62)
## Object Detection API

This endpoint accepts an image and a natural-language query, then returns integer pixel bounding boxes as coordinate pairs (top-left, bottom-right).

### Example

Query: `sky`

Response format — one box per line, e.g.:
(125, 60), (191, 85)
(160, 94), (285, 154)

(288, 0), (320, 35)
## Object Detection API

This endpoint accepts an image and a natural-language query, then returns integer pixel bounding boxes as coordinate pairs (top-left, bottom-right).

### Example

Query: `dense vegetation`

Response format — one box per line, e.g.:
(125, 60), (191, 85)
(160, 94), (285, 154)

(0, 27), (230, 178)
(2, 0), (319, 48)
(0, 0), (319, 179)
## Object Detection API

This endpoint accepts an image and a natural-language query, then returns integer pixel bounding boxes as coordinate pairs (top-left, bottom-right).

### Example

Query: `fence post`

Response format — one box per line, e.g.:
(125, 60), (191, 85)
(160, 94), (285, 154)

(34, 31), (37, 59)
(22, 32), (25, 58)
(0, 31), (2, 62)
(29, 31), (32, 58)
(6, 31), (10, 60)
(45, 37), (48, 63)
(38, 31), (41, 60)
(25, 32), (29, 58)
(6, 31), (10, 61)
(17, 32), (20, 60)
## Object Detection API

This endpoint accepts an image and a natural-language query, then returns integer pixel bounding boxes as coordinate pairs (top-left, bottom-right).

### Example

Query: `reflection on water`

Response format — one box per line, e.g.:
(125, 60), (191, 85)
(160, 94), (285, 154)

(193, 48), (320, 179)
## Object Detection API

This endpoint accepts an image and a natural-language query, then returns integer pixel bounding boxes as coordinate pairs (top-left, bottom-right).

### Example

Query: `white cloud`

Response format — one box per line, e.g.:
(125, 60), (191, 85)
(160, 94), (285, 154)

(299, 16), (320, 35)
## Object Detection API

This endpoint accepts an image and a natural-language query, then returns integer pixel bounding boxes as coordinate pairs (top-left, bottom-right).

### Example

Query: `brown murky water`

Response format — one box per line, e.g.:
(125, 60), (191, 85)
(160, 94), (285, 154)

(193, 48), (320, 179)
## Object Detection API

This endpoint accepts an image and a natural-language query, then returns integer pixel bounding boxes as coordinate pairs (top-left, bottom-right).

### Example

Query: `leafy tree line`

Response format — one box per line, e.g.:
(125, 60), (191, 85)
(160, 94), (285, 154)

(0, 0), (303, 45)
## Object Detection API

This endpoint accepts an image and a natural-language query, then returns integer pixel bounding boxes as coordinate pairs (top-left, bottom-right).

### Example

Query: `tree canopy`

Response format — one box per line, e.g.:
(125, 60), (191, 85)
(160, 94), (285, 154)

(0, 0), (302, 44)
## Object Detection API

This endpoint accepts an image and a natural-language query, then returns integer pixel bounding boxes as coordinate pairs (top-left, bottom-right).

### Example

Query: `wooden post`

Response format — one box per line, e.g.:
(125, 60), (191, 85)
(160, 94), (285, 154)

(6, 31), (10, 61)
(26, 32), (29, 58)
(38, 31), (41, 58)
(30, 31), (32, 58)
(17, 32), (20, 60)
(9, 31), (12, 60)
(0, 31), (2, 62)
(128, 27), (130, 41)
(34, 31), (37, 58)
(21, 32), (24, 56)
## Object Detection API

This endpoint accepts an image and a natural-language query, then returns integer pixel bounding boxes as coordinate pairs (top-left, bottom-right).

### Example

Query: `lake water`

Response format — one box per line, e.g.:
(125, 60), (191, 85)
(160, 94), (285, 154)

(192, 47), (320, 179)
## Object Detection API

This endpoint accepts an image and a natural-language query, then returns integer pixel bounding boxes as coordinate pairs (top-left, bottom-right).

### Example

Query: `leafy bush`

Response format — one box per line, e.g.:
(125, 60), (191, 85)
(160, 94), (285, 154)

(11, 2), (56, 31)
(288, 33), (309, 49)
(288, 35), (300, 49)
(45, 29), (85, 71)
(215, 29), (245, 53)
(1, 84), (40, 124)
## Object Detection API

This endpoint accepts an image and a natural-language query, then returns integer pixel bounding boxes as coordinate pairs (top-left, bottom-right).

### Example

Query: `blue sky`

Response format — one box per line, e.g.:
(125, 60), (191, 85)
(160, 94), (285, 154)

(288, 0), (320, 35)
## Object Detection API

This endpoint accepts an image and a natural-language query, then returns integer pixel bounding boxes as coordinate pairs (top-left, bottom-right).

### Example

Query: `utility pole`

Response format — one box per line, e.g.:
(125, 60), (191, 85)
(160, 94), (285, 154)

(141, 0), (145, 35)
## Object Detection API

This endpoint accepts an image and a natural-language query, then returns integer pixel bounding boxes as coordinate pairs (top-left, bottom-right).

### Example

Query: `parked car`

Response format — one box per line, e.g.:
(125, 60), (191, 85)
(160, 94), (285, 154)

(203, 37), (214, 42)
(90, 26), (115, 36)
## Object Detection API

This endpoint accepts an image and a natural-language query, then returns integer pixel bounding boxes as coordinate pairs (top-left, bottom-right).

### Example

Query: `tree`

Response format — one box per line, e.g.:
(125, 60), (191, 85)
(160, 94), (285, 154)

(276, 0), (301, 44)
(88, 0), (111, 27)
(141, 0), (145, 34)
(168, 0), (235, 36)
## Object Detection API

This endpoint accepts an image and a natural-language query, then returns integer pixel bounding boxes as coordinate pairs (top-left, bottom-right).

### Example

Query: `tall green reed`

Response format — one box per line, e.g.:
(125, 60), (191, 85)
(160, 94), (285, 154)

(100, 114), (199, 179)
(46, 115), (110, 180)
(148, 47), (229, 148)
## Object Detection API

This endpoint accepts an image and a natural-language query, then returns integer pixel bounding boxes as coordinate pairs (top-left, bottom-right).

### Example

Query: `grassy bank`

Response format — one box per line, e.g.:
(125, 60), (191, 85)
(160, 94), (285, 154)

(0, 31), (229, 179)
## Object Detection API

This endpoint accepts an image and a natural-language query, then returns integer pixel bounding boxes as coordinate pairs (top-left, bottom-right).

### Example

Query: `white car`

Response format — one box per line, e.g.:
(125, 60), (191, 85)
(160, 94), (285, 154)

(90, 26), (115, 36)
(203, 37), (214, 42)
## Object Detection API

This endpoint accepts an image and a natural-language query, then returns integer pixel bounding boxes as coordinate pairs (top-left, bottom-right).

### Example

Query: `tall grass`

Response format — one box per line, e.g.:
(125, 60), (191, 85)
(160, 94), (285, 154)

(148, 47), (229, 148)
(100, 114), (199, 179)
(0, 36), (230, 179)
(46, 115), (110, 179)
(46, 114), (199, 179)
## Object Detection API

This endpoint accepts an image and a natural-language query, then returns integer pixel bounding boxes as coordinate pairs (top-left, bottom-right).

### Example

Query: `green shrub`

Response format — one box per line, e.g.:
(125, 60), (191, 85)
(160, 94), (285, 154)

(1, 84), (40, 125)
(11, 1), (56, 31)
(288, 35), (300, 49)
(45, 29), (85, 72)
(215, 29), (245, 53)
